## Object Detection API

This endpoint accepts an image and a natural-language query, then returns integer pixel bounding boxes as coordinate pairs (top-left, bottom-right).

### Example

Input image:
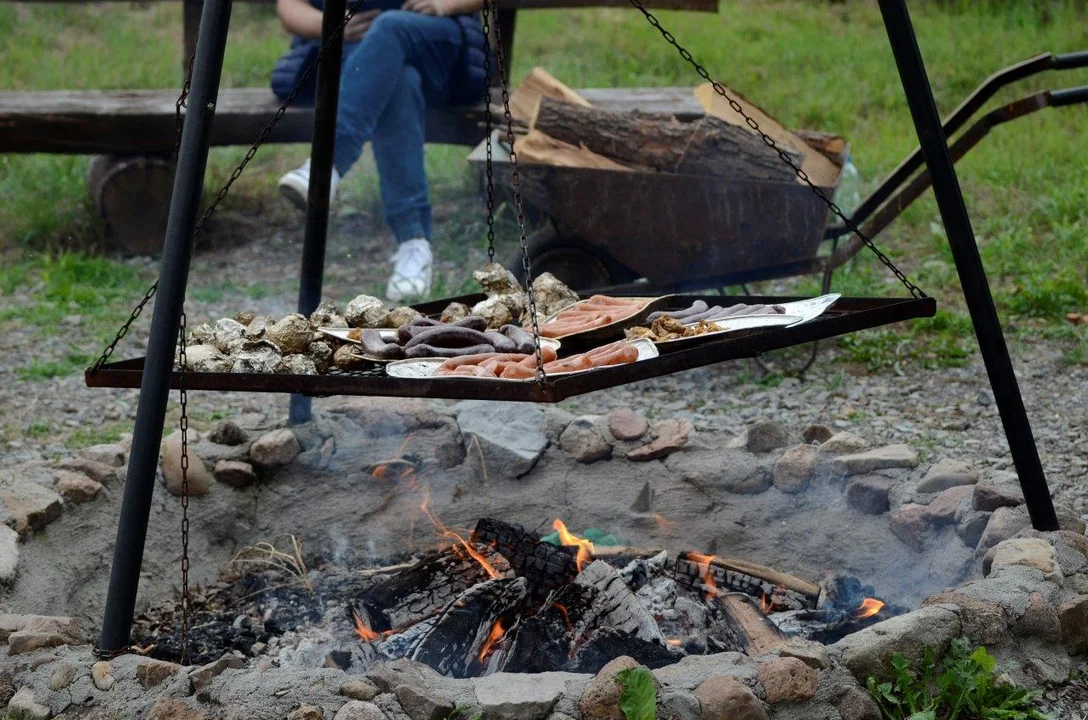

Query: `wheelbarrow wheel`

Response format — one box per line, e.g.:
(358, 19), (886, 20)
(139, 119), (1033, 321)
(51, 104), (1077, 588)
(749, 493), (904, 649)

(510, 224), (637, 292)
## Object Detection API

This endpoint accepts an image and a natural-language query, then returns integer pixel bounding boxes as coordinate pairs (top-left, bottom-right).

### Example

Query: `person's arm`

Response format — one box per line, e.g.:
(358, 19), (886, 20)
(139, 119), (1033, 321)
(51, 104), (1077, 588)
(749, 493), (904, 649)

(401, 0), (484, 16)
(276, 0), (324, 39)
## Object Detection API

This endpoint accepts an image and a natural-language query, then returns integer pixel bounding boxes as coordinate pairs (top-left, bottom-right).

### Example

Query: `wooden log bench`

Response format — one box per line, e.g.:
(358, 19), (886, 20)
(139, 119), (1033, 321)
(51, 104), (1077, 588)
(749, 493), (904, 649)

(0, 0), (717, 252)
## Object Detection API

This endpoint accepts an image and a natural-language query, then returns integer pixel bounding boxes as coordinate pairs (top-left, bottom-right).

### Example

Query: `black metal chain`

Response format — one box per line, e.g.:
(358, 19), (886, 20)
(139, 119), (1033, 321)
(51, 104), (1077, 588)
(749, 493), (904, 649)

(626, 0), (927, 300)
(93, 0), (372, 369)
(177, 311), (191, 666)
(482, 0), (546, 381)
(482, 18), (497, 265)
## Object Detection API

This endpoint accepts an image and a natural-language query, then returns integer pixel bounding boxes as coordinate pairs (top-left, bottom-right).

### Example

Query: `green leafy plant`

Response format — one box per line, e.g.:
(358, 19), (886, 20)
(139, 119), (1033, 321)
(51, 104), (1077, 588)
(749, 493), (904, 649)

(616, 667), (657, 720)
(867, 638), (1050, 720)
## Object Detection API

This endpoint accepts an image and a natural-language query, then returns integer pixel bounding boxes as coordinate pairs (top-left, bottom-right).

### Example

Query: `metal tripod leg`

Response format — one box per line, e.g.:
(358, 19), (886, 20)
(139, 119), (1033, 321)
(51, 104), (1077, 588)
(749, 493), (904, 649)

(289, 0), (348, 426)
(878, 0), (1058, 531)
(98, 0), (234, 653)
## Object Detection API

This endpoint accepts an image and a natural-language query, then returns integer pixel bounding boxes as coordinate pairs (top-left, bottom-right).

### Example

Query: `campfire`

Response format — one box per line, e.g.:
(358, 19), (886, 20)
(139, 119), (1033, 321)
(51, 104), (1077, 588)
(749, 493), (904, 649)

(135, 501), (899, 676)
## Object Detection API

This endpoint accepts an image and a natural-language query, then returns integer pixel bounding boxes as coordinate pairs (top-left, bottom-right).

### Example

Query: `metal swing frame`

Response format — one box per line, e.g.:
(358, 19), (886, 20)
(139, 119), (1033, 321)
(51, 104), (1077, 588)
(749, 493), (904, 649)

(91, 0), (1063, 655)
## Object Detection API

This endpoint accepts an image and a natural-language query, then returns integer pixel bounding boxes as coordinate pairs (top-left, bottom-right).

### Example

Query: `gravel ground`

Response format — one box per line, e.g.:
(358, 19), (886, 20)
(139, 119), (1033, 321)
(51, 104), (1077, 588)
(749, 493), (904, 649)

(2, 214), (1086, 519)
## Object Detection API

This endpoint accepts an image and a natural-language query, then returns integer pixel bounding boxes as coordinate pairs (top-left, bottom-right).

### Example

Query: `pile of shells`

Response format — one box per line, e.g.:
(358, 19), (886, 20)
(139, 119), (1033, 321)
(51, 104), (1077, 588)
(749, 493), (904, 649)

(176, 266), (579, 374)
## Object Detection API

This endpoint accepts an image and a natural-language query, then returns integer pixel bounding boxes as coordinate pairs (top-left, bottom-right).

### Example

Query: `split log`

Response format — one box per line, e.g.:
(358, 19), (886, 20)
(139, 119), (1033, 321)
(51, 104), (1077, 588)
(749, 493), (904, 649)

(675, 552), (819, 611)
(717, 593), (790, 655)
(531, 96), (800, 181)
(362, 545), (512, 630)
(509, 67), (592, 124)
(694, 83), (841, 188)
(570, 560), (665, 646)
(472, 518), (578, 595)
(406, 577), (528, 678)
(515, 129), (633, 171)
(794, 129), (848, 165)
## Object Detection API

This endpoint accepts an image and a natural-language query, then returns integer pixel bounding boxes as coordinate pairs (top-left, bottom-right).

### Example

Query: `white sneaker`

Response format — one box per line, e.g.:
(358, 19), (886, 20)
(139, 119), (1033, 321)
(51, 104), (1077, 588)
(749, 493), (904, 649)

(278, 159), (340, 211)
(386, 238), (433, 302)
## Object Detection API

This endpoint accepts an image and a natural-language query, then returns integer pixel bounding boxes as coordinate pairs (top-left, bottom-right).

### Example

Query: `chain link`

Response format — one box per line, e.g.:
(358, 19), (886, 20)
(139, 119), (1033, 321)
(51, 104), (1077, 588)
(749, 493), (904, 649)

(93, 0), (372, 369)
(482, 0), (546, 381)
(481, 11), (496, 265)
(626, 0), (927, 300)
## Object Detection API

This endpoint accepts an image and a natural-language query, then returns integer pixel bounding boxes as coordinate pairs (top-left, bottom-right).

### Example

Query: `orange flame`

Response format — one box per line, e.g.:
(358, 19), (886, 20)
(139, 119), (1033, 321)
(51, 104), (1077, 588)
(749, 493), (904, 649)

(552, 519), (595, 572)
(856, 598), (885, 619)
(654, 514), (676, 534)
(477, 618), (508, 663)
(760, 593), (773, 614)
(371, 435), (417, 481)
(352, 608), (380, 642)
(665, 638), (683, 647)
(421, 489), (501, 579)
(552, 603), (573, 633)
(687, 552), (719, 599)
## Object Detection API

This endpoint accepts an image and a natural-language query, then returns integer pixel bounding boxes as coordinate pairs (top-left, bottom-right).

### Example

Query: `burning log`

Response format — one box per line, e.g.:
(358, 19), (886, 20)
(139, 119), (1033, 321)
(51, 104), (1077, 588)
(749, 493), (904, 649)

(362, 544), (512, 630)
(569, 628), (679, 673)
(499, 602), (578, 674)
(716, 593), (790, 656)
(570, 561), (666, 646)
(472, 519), (579, 595)
(406, 577), (528, 678)
(675, 552), (819, 612)
(531, 96), (801, 181)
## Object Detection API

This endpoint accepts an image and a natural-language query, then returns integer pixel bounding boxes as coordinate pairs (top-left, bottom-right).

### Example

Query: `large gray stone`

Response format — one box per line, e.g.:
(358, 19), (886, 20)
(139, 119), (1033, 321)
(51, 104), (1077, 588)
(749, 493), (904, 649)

(985, 538), (1060, 581)
(889, 504), (929, 552)
(79, 443), (126, 468)
(771, 445), (818, 494)
(833, 444), (919, 477)
(7, 687), (50, 720)
(833, 605), (961, 682)
(755, 657), (817, 703)
(7, 615), (82, 654)
(55, 457), (118, 484)
(55, 471), (103, 503)
(972, 484), (1023, 512)
(457, 401), (547, 478)
(745, 421), (792, 454)
(474, 671), (568, 720)
(0, 524), (19, 584)
(652, 652), (756, 691)
(922, 592), (1010, 646)
(608, 407), (648, 441)
(1058, 595), (1088, 655)
(818, 432), (868, 455)
(214, 460), (257, 488)
(394, 683), (455, 720)
(976, 506), (1031, 556)
(250, 429), (302, 468)
(845, 476), (895, 515)
(0, 469), (63, 535)
(580, 656), (651, 720)
(924, 486), (973, 526)
(559, 417), (613, 464)
(954, 502), (992, 549)
(694, 675), (768, 720)
(916, 458), (979, 493)
(207, 420), (250, 446)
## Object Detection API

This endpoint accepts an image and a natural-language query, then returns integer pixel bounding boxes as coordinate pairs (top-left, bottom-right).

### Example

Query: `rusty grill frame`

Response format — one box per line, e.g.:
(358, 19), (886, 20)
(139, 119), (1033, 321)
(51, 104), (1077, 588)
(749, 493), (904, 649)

(85, 294), (936, 403)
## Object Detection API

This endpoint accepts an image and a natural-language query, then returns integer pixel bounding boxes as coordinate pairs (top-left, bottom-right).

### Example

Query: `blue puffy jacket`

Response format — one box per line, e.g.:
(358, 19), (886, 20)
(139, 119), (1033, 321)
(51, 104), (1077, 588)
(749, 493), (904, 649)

(270, 0), (490, 106)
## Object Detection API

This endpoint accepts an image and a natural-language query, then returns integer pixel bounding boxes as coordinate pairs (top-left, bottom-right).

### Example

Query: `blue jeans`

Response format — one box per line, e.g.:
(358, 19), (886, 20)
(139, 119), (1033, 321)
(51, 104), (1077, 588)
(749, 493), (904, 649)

(333, 11), (466, 244)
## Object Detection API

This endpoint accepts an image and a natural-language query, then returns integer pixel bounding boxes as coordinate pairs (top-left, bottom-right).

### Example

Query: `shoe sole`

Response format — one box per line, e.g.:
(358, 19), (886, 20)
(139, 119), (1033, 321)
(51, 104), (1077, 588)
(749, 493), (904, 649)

(279, 183), (308, 213)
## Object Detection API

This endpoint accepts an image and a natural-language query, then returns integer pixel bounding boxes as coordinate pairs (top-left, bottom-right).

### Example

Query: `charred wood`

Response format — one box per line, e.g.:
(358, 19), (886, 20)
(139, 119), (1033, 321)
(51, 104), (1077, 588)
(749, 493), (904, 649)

(472, 518), (579, 595)
(717, 593), (790, 656)
(571, 560), (666, 646)
(406, 577), (529, 678)
(675, 552), (819, 611)
(362, 545), (512, 630)
(569, 628), (680, 673)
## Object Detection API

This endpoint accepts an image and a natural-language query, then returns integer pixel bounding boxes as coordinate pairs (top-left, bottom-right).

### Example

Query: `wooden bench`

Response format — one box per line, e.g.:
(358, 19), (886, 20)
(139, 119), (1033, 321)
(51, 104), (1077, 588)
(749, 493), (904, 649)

(0, 0), (717, 251)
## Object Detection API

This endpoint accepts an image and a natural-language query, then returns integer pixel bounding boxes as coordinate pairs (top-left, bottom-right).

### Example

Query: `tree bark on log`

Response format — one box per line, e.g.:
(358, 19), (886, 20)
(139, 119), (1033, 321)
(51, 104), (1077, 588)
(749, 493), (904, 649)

(717, 592), (790, 655)
(532, 96), (800, 181)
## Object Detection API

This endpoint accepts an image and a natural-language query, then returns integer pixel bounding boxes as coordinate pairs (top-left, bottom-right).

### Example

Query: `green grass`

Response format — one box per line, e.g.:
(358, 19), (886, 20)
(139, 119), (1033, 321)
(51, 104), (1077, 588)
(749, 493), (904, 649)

(1, 0), (1087, 373)
(64, 420), (131, 450)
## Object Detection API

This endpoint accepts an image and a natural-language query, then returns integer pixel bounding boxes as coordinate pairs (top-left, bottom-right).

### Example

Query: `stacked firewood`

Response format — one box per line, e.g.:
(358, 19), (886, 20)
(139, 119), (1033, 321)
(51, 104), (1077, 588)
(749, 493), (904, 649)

(505, 68), (843, 187)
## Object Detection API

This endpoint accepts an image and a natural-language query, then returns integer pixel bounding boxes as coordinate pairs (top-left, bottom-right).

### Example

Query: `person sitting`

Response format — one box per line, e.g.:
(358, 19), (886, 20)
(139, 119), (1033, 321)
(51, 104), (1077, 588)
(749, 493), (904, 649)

(272, 0), (489, 301)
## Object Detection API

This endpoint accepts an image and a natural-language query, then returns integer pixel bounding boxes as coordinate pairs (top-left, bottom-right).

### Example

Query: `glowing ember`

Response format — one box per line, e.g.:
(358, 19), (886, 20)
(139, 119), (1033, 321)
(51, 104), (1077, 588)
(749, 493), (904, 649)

(687, 552), (719, 598)
(352, 608), (380, 642)
(654, 514), (676, 533)
(477, 618), (508, 663)
(552, 602), (573, 632)
(421, 490), (501, 579)
(760, 593), (773, 615)
(856, 598), (885, 619)
(552, 519), (595, 572)
(665, 638), (683, 647)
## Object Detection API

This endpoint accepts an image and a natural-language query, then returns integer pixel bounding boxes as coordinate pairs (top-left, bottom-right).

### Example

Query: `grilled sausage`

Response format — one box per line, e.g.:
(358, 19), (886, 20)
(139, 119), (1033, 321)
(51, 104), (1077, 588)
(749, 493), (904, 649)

(500, 324), (536, 354)
(404, 326), (492, 350)
(360, 329), (405, 360)
(405, 343), (495, 358)
(453, 316), (488, 332)
(483, 331), (517, 353)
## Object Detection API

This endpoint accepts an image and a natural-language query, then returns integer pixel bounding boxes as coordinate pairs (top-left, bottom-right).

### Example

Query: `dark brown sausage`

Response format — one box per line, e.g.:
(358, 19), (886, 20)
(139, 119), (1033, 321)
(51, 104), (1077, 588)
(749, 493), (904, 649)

(405, 343), (495, 358)
(500, 324), (536, 354)
(483, 331), (517, 353)
(453, 316), (488, 332)
(404, 326), (492, 350)
(361, 329), (405, 360)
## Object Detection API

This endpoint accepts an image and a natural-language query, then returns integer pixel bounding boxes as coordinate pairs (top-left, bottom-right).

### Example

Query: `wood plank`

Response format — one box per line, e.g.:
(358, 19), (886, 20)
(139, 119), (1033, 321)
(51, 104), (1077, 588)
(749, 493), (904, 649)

(708, 555), (821, 599)
(515, 129), (632, 171)
(695, 83), (841, 189)
(718, 593), (790, 656)
(0, 87), (703, 154)
(510, 67), (591, 124)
